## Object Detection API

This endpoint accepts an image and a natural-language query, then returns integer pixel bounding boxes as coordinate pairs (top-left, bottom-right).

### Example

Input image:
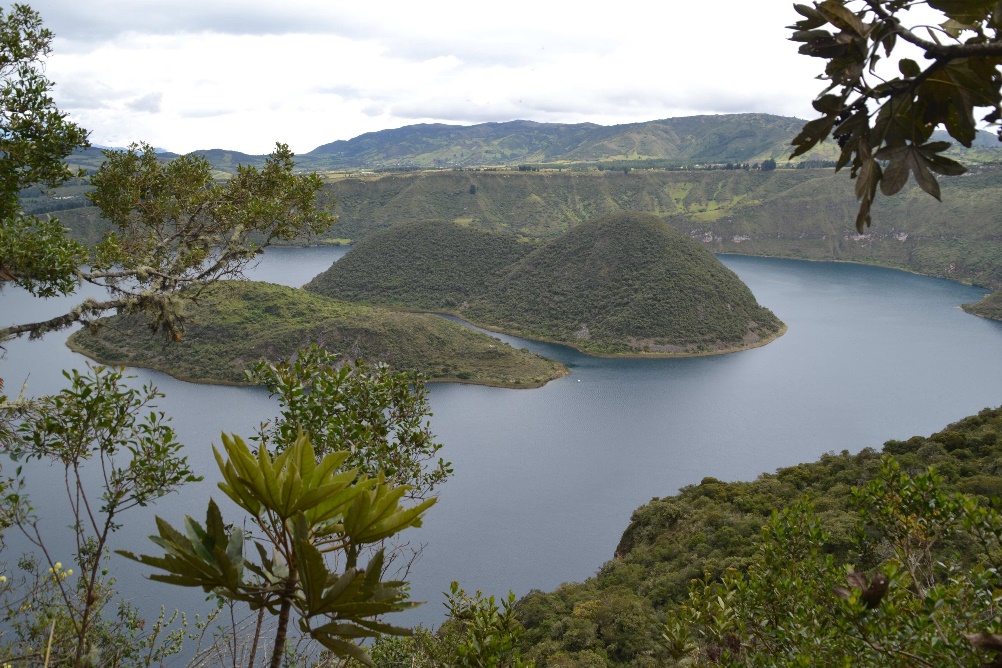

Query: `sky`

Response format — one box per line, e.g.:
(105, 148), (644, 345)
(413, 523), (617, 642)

(30, 1), (826, 155)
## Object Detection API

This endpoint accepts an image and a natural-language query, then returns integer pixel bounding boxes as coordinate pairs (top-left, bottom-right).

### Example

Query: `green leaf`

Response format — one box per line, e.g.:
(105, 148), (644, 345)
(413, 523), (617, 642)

(791, 116), (836, 158)
(879, 155), (910, 196)
(817, 0), (866, 36)
(293, 514), (328, 610)
(898, 58), (921, 78)
(791, 3), (829, 30)
(927, 0), (995, 23)
(911, 153), (942, 200)
(310, 633), (374, 666)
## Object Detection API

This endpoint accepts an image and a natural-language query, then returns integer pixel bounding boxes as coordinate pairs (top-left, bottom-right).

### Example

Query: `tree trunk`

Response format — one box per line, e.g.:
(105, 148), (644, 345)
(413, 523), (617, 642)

(269, 573), (298, 668)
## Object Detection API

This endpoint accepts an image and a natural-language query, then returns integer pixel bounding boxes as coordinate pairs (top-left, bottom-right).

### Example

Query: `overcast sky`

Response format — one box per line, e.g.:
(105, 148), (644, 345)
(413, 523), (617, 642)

(31, 1), (825, 155)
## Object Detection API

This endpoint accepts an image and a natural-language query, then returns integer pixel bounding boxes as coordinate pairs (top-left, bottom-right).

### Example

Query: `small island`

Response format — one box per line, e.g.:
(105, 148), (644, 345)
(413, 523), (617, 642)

(306, 212), (785, 356)
(67, 281), (567, 388)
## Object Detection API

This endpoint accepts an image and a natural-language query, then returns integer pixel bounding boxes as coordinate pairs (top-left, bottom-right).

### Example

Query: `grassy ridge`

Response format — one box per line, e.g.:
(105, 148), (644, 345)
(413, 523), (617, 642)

(307, 214), (784, 356)
(66, 281), (566, 388)
(516, 406), (1002, 666)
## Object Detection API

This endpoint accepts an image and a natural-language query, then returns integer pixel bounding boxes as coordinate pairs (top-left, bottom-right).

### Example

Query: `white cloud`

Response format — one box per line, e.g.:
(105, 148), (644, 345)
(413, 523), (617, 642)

(29, 1), (828, 154)
(127, 92), (162, 113)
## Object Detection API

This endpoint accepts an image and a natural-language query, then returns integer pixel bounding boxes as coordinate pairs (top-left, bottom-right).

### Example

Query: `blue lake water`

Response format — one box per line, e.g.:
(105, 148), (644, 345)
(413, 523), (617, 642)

(3, 247), (1002, 639)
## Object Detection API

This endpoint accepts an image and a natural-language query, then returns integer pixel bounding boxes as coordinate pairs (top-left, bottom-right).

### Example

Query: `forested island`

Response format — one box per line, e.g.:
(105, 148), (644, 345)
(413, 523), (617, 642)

(307, 213), (784, 356)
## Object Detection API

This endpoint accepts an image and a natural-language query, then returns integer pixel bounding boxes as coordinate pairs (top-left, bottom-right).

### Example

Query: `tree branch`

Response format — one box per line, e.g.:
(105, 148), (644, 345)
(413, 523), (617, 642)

(864, 0), (1002, 59)
(1, 297), (127, 340)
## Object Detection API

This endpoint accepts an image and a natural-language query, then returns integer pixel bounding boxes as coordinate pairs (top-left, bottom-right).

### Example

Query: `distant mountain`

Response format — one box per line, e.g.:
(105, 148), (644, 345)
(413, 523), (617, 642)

(66, 114), (1000, 174)
(306, 114), (825, 169)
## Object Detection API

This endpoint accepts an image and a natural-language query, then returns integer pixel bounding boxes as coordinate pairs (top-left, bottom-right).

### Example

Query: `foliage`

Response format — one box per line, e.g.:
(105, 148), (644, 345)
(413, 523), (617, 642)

(0, 3), (89, 305)
(64, 280), (566, 388)
(2, 141), (335, 342)
(518, 406), (1002, 666)
(789, 0), (1002, 230)
(676, 459), (1002, 666)
(963, 286), (1002, 319)
(352, 582), (533, 668)
(465, 212), (783, 354)
(119, 431), (436, 668)
(436, 582), (533, 668)
(1, 365), (202, 666)
(0, 3), (89, 222)
(247, 343), (451, 500)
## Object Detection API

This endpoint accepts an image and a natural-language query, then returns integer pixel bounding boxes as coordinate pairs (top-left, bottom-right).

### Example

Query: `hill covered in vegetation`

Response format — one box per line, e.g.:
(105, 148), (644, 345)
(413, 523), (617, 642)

(66, 281), (566, 388)
(308, 214), (784, 356)
(305, 220), (537, 310)
(964, 289), (1002, 321)
(513, 405), (1002, 666)
(46, 115), (1002, 308)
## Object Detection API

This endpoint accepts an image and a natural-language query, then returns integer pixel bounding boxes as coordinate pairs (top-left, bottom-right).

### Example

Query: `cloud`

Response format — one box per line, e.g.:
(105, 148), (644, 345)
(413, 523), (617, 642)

(33, 0), (364, 42)
(126, 92), (162, 113)
(179, 108), (233, 119)
(29, 1), (827, 154)
(53, 80), (116, 110)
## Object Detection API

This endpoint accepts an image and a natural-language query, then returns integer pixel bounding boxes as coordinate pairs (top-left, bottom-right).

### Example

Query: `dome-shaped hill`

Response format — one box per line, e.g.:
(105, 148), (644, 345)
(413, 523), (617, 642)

(305, 220), (535, 310)
(465, 212), (784, 355)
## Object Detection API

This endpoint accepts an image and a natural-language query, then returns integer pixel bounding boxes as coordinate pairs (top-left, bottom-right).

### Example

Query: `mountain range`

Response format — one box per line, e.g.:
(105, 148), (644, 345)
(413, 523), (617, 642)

(65, 113), (1001, 174)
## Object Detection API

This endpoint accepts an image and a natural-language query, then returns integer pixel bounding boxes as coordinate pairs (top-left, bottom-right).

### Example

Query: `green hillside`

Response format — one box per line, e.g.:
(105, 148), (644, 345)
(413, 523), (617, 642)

(66, 281), (566, 388)
(514, 406), (1002, 666)
(309, 214), (784, 356)
(324, 166), (1002, 293)
(305, 220), (537, 310)
(964, 289), (1002, 320)
(466, 212), (784, 355)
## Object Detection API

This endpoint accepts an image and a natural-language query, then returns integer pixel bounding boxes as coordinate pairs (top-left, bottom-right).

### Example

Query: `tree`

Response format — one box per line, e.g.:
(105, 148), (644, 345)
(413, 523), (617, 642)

(0, 3), (90, 308)
(0, 4), (89, 222)
(1, 365), (204, 666)
(247, 344), (452, 502)
(120, 431), (436, 668)
(789, 0), (1002, 230)
(2, 141), (335, 342)
(0, 5), (333, 342)
(357, 582), (534, 668)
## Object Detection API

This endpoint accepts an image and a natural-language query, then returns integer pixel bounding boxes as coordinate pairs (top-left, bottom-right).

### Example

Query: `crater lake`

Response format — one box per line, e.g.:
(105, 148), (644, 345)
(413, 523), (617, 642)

(4, 246), (1002, 635)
